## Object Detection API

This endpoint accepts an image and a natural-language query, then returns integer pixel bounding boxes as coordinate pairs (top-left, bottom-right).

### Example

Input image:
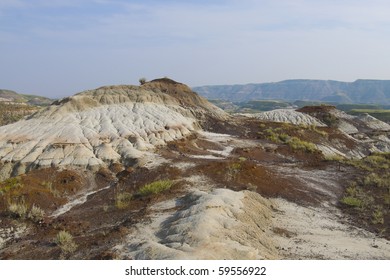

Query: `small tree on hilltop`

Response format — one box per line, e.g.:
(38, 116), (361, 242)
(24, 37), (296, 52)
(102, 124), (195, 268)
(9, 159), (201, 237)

(139, 77), (147, 85)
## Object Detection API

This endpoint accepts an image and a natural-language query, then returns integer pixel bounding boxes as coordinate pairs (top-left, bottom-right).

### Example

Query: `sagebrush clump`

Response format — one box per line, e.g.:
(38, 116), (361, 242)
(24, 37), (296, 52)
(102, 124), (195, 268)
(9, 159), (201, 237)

(56, 230), (77, 254)
(115, 192), (133, 209)
(8, 201), (28, 218)
(28, 204), (45, 222)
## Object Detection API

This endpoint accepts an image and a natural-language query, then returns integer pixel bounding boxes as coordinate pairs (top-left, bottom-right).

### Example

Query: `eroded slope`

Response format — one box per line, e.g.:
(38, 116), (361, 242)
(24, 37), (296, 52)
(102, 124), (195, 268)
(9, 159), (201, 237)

(0, 79), (227, 179)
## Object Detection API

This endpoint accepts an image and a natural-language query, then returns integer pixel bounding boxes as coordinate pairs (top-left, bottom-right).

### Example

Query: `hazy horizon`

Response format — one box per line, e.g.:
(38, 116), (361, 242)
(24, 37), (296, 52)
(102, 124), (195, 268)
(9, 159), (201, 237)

(1, 0), (390, 98)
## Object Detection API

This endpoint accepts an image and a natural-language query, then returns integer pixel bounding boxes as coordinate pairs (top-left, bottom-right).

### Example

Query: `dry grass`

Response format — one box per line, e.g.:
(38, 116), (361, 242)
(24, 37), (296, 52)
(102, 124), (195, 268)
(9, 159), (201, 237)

(8, 201), (28, 218)
(56, 230), (77, 254)
(28, 204), (45, 222)
(115, 192), (133, 209)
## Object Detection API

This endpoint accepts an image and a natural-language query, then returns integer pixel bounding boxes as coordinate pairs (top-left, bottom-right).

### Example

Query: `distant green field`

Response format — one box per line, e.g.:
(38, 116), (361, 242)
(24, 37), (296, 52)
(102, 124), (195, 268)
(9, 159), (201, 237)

(348, 109), (390, 123)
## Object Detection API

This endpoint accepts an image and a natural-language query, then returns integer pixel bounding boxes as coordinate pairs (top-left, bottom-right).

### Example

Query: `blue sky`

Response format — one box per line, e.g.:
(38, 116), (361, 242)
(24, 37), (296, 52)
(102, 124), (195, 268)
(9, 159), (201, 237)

(1, 0), (390, 98)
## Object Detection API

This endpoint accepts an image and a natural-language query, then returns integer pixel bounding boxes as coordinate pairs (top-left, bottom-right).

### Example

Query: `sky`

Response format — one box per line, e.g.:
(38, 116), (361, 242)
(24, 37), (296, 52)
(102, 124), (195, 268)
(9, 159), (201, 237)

(1, 0), (390, 98)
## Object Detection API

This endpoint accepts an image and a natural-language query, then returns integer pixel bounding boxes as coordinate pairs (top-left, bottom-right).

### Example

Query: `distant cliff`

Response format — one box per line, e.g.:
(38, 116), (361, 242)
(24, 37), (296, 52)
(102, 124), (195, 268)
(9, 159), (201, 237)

(193, 79), (390, 104)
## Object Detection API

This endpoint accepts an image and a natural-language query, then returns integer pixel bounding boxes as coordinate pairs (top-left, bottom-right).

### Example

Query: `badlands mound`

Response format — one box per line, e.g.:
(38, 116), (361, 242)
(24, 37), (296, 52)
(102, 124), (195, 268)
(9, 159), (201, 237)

(0, 78), (227, 179)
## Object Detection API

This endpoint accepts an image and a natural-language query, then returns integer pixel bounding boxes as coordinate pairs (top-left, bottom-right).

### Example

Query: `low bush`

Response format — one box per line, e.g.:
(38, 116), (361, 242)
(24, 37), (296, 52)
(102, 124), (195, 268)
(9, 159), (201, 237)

(28, 204), (45, 222)
(56, 230), (77, 254)
(115, 192), (133, 209)
(0, 177), (22, 195)
(372, 208), (384, 225)
(138, 180), (173, 196)
(324, 154), (344, 162)
(8, 201), (28, 218)
(363, 173), (390, 188)
(139, 77), (147, 85)
(340, 196), (364, 208)
(287, 137), (317, 153)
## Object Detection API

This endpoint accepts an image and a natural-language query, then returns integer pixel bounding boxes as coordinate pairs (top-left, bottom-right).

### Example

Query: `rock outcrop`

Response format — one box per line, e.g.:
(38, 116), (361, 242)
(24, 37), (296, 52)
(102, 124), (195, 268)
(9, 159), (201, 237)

(252, 106), (390, 159)
(297, 106), (390, 157)
(0, 79), (227, 179)
(114, 188), (278, 260)
(253, 109), (325, 126)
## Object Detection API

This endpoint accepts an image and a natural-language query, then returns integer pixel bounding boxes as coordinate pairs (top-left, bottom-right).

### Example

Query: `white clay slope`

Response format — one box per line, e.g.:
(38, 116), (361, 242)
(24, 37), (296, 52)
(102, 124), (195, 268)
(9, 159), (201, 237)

(0, 81), (227, 178)
(114, 189), (277, 260)
(253, 109), (325, 126)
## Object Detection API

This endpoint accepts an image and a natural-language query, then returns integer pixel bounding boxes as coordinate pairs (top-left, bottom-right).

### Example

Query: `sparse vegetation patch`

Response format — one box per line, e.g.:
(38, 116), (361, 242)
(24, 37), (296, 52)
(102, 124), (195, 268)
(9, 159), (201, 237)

(0, 177), (22, 195)
(56, 230), (77, 254)
(0, 102), (38, 125)
(8, 200), (28, 218)
(115, 192), (133, 209)
(138, 179), (173, 196)
(287, 137), (317, 153)
(28, 204), (45, 222)
(339, 153), (390, 237)
(261, 126), (318, 153)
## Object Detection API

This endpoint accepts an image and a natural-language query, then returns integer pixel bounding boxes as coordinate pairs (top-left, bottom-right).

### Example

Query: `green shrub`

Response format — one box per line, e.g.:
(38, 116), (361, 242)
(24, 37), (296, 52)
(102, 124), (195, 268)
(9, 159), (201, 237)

(345, 183), (358, 196)
(115, 192), (133, 209)
(138, 180), (173, 196)
(139, 77), (147, 85)
(363, 173), (390, 188)
(303, 124), (328, 137)
(348, 153), (390, 171)
(324, 154), (344, 162)
(278, 133), (289, 142)
(365, 155), (389, 169)
(322, 113), (340, 127)
(340, 196), (363, 208)
(0, 177), (22, 195)
(56, 230), (77, 254)
(372, 208), (384, 225)
(287, 137), (317, 153)
(265, 129), (281, 143)
(384, 194), (390, 206)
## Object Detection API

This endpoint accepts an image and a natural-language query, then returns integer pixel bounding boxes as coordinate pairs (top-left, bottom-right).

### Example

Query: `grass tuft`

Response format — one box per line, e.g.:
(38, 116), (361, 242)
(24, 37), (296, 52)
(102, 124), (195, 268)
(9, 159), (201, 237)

(287, 137), (317, 153)
(28, 204), (45, 222)
(340, 196), (364, 208)
(115, 192), (133, 209)
(138, 180), (173, 196)
(8, 201), (28, 218)
(55, 230), (77, 254)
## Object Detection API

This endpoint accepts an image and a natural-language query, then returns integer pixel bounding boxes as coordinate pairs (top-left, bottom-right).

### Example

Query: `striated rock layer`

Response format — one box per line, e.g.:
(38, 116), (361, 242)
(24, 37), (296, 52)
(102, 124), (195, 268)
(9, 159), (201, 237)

(253, 109), (325, 126)
(114, 188), (278, 260)
(0, 79), (227, 179)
